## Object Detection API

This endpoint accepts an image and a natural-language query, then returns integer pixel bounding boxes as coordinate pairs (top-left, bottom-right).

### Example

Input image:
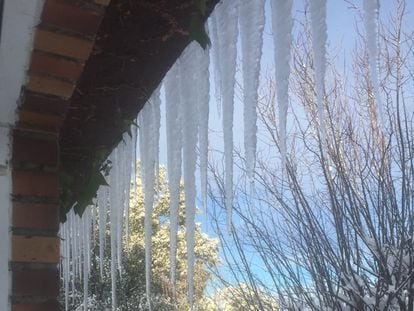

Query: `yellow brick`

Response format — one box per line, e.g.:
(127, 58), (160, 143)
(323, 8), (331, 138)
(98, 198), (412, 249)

(12, 235), (60, 264)
(27, 75), (75, 99)
(34, 29), (94, 60)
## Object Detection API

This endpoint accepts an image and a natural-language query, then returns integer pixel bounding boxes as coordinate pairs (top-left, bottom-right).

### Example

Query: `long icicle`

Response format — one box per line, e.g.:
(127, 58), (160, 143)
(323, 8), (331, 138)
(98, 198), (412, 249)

(272, 0), (293, 169)
(217, 0), (238, 231)
(97, 187), (108, 279)
(165, 62), (183, 294)
(109, 150), (119, 310)
(240, 0), (265, 181)
(310, 0), (328, 142)
(197, 45), (210, 213)
(180, 43), (199, 310)
(139, 88), (160, 311)
(208, 12), (222, 115)
(83, 207), (91, 311)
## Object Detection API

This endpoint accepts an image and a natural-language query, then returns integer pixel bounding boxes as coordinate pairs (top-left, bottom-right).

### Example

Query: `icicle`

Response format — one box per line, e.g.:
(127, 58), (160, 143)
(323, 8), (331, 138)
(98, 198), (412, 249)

(126, 123), (139, 246)
(180, 43), (200, 310)
(363, 0), (382, 122)
(83, 207), (91, 311)
(115, 147), (124, 275)
(240, 0), (265, 181)
(152, 86), (161, 187)
(97, 187), (108, 278)
(139, 88), (161, 310)
(164, 62), (183, 292)
(72, 214), (78, 280)
(208, 13), (222, 115)
(310, 0), (328, 141)
(123, 131), (134, 248)
(197, 45), (210, 213)
(217, 0), (238, 231)
(109, 150), (119, 311)
(272, 0), (293, 168)
(62, 224), (70, 311)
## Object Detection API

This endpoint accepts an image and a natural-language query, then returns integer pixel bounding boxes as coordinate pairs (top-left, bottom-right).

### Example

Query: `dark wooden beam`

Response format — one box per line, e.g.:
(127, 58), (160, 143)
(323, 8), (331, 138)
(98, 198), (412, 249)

(59, 0), (218, 217)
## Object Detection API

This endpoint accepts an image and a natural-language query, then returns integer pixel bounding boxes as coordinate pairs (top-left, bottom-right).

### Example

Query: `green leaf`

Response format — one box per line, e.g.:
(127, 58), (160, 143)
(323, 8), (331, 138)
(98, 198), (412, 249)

(96, 171), (109, 186)
(73, 171), (109, 217)
(195, 0), (206, 15)
(190, 13), (211, 50)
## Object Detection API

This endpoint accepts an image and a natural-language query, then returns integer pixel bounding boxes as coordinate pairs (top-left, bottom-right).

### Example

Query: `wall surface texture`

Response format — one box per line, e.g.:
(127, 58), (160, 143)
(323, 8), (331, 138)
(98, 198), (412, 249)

(0, 1), (45, 309)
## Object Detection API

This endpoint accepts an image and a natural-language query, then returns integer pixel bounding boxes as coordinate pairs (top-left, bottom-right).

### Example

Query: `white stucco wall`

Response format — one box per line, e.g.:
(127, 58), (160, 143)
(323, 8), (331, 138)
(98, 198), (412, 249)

(0, 0), (44, 309)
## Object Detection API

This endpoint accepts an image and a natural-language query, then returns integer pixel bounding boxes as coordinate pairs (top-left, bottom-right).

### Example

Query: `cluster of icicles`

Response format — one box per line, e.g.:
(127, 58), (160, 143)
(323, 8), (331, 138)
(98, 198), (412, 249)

(60, 0), (381, 310)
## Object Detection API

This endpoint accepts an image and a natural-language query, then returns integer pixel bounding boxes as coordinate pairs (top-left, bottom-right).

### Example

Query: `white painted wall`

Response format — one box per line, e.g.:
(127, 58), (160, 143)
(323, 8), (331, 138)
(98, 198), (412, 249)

(0, 0), (44, 309)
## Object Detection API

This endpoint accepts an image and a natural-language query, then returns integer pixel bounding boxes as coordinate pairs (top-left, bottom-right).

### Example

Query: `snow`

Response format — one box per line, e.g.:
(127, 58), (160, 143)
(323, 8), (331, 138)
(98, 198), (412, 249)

(216, 0), (239, 231)
(239, 0), (265, 181)
(310, 0), (328, 141)
(164, 62), (183, 291)
(271, 0), (293, 168)
(363, 0), (382, 122)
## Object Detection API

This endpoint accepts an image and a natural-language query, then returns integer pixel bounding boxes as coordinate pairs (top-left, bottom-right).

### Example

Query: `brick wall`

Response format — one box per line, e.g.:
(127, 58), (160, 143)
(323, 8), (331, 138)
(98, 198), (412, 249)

(10, 1), (109, 309)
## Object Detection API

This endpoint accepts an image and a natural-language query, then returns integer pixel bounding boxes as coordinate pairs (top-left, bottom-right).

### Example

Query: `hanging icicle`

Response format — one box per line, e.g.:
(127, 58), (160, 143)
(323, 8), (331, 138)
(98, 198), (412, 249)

(97, 186), (108, 278)
(310, 0), (328, 141)
(164, 61), (183, 292)
(82, 208), (91, 311)
(179, 42), (203, 310)
(109, 149), (120, 310)
(240, 0), (265, 182)
(139, 87), (161, 310)
(271, 0), (293, 168)
(197, 45), (211, 213)
(363, 0), (382, 122)
(216, 0), (239, 231)
(209, 12), (223, 116)
(62, 224), (70, 311)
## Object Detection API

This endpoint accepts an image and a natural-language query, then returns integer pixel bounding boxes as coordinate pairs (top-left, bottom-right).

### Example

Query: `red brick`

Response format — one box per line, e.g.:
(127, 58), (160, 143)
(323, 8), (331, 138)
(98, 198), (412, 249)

(13, 202), (59, 231)
(19, 110), (64, 132)
(13, 131), (58, 167)
(30, 50), (84, 81)
(12, 300), (60, 311)
(12, 269), (59, 297)
(12, 170), (59, 198)
(23, 92), (69, 116)
(42, 0), (103, 36)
